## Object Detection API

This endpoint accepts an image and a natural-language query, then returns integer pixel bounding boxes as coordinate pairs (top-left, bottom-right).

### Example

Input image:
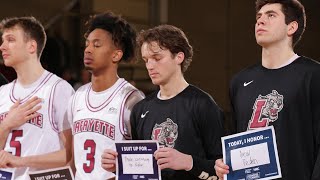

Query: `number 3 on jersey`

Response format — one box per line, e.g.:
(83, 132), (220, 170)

(83, 139), (96, 173)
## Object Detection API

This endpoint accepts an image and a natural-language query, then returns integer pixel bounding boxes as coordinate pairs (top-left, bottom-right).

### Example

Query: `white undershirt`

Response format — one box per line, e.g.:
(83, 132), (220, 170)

(277, 53), (299, 69)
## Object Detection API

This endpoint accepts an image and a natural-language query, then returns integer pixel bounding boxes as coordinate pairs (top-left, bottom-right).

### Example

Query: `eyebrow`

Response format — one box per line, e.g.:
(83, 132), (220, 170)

(142, 52), (162, 60)
(256, 10), (278, 17)
(2, 34), (14, 40)
(86, 37), (102, 41)
(3, 33), (14, 37)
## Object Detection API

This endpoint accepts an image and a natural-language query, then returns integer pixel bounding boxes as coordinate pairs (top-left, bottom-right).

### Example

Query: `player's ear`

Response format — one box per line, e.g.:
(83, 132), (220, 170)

(28, 39), (37, 55)
(112, 50), (123, 63)
(175, 52), (185, 65)
(287, 21), (298, 36)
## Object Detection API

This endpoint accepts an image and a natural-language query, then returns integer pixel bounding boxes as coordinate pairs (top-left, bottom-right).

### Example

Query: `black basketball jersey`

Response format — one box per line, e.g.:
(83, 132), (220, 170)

(230, 56), (320, 179)
(131, 85), (224, 179)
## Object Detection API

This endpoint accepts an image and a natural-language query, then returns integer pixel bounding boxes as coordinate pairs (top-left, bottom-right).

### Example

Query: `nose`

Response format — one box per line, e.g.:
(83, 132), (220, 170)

(256, 15), (266, 26)
(84, 44), (92, 54)
(0, 42), (5, 52)
(145, 59), (155, 70)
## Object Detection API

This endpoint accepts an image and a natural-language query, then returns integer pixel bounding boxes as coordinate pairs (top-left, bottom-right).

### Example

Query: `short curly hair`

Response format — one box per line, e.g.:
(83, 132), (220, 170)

(84, 11), (137, 62)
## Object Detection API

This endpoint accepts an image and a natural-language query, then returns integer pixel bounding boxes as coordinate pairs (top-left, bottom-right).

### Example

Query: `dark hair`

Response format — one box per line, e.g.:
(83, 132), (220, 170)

(255, 0), (306, 47)
(0, 16), (47, 57)
(84, 11), (137, 62)
(137, 24), (193, 72)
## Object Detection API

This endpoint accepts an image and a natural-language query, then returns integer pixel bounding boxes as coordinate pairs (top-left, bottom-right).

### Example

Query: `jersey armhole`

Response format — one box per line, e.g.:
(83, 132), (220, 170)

(48, 79), (63, 132)
(119, 89), (138, 139)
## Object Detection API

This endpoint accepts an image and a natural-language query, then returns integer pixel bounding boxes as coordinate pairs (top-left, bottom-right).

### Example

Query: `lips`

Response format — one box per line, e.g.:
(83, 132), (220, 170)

(83, 57), (93, 64)
(256, 28), (266, 34)
(2, 53), (9, 59)
(149, 73), (158, 78)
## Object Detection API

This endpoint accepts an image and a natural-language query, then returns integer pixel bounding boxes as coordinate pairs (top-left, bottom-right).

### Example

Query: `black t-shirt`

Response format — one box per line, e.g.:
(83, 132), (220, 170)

(0, 73), (8, 86)
(230, 56), (320, 180)
(131, 85), (224, 180)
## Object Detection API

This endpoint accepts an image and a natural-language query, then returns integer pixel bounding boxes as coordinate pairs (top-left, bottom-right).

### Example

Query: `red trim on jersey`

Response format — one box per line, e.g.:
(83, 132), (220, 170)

(48, 79), (63, 132)
(119, 89), (137, 139)
(85, 79), (128, 112)
(9, 72), (53, 103)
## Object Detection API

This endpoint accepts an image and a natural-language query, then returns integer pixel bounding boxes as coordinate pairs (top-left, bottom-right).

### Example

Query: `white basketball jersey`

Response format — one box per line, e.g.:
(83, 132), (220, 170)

(0, 72), (64, 180)
(71, 78), (138, 180)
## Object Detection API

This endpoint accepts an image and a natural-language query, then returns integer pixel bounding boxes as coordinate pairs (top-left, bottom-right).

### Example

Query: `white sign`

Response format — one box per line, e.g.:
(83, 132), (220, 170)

(230, 142), (270, 171)
(122, 154), (154, 174)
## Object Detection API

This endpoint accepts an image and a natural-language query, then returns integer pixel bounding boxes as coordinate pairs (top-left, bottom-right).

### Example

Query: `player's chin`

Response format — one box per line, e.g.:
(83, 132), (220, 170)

(3, 60), (13, 67)
(84, 65), (93, 72)
(255, 38), (269, 47)
(151, 78), (162, 86)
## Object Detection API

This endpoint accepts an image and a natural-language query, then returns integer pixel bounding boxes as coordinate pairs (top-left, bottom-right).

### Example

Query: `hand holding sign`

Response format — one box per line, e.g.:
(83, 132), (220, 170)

(0, 150), (20, 168)
(154, 147), (193, 171)
(101, 149), (118, 173)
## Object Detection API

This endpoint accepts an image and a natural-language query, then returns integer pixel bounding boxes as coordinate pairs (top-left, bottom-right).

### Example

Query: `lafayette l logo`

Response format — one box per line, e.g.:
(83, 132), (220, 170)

(248, 90), (284, 130)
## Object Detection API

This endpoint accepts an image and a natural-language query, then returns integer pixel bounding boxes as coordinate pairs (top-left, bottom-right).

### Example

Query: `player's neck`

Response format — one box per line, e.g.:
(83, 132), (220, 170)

(91, 71), (119, 92)
(159, 75), (188, 100)
(16, 58), (45, 86)
(261, 44), (295, 69)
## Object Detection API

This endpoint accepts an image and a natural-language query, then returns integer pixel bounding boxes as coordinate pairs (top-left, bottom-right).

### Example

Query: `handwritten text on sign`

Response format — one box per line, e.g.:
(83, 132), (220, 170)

(122, 154), (153, 174)
(230, 142), (270, 171)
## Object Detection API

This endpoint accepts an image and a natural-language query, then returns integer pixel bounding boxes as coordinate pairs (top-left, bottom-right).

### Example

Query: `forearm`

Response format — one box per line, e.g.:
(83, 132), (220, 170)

(0, 123), (11, 149)
(18, 148), (72, 169)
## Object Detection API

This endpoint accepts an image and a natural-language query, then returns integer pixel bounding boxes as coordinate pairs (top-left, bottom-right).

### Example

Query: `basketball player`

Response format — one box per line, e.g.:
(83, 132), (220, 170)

(0, 16), (74, 180)
(215, 0), (320, 179)
(101, 25), (224, 179)
(68, 12), (144, 180)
